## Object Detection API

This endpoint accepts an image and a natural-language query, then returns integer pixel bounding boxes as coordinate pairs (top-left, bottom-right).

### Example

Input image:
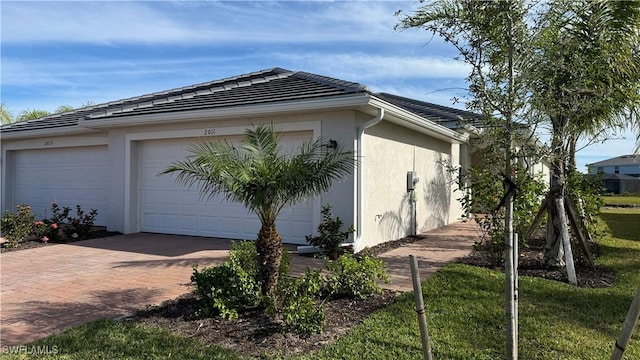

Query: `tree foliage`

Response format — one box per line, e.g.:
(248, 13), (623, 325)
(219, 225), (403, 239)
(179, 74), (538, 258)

(16, 108), (51, 122)
(399, 0), (640, 268)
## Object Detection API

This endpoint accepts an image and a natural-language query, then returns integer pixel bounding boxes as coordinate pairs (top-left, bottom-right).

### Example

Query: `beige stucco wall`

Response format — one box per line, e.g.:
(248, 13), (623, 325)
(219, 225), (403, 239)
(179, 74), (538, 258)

(357, 119), (462, 250)
(1, 110), (357, 238)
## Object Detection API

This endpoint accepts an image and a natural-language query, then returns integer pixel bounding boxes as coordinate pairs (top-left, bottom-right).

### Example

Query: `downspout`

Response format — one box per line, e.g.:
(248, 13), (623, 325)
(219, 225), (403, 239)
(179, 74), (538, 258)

(354, 108), (385, 252)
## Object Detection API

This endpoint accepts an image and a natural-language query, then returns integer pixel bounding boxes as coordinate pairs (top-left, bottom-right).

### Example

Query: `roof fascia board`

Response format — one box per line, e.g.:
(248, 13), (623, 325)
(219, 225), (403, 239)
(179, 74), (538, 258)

(0, 126), (104, 141)
(79, 94), (371, 129)
(369, 97), (468, 144)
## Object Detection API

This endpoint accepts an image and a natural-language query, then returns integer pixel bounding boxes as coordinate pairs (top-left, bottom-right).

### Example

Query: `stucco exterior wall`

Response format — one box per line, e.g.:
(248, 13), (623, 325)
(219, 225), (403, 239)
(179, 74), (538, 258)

(1, 110), (356, 239)
(357, 120), (459, 250)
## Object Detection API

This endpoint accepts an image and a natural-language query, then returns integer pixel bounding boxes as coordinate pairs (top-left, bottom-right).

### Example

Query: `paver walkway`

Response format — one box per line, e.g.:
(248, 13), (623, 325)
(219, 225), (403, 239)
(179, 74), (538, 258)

(0, 221), (479, 347)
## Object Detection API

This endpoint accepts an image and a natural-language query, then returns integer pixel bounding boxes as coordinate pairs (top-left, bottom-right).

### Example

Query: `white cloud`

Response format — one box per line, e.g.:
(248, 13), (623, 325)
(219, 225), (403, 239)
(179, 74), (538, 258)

(0, 1), (436, 45)
(273, 52), (470, 80)
(1, 2), (195, 44)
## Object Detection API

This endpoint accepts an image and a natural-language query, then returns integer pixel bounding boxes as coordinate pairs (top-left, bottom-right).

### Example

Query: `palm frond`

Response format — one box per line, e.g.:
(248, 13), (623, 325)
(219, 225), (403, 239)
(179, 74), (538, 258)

(160, 125), (355, 224)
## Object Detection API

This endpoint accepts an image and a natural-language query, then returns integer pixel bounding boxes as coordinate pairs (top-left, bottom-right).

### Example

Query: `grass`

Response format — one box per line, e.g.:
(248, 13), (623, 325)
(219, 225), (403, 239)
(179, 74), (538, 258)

(4, 208), (640, 359)
(601, 195), (640, 206)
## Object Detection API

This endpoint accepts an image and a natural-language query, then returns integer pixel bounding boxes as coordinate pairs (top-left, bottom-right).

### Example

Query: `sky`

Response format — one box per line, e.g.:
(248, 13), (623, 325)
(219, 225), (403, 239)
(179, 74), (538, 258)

(1, 0), (637, 172)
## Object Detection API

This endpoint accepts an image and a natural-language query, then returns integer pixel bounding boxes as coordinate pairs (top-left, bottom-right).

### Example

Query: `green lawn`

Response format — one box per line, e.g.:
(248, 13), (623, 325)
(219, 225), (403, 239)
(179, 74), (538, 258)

(5, 208), (640, 359)
(601, 195), (640, 206)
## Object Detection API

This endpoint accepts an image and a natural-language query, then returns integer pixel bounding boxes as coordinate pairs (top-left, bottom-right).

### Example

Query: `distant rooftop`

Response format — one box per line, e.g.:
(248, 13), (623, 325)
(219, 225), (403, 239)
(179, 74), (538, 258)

(587, 154), (640, 167)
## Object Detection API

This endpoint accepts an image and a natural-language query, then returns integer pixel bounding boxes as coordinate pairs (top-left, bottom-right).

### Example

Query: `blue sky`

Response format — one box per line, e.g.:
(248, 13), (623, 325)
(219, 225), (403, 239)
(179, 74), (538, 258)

(1, 0), (637, 172)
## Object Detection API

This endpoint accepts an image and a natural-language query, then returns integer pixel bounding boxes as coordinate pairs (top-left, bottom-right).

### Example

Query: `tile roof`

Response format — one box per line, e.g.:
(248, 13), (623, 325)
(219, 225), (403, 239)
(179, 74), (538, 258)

(374, 92), (482, 129)
(0, 67), (479, 135)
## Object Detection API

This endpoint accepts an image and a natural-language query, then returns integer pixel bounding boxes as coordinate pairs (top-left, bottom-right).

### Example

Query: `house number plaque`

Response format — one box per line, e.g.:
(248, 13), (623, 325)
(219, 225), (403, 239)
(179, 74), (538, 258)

(203, 128), (216, 136)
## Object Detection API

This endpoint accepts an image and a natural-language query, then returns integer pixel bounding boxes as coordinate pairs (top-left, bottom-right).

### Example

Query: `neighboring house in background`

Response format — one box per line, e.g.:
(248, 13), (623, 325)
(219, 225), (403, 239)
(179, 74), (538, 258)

(587, 154), (640, 194)
(0, 68), (545, 250)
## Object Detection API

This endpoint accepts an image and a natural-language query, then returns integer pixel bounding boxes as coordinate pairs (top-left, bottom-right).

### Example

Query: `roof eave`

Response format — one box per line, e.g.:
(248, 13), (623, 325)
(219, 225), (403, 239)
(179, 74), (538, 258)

(369, 97), (468, 144)
(0, 126), (104, 141)
(78, 94), (372, 129)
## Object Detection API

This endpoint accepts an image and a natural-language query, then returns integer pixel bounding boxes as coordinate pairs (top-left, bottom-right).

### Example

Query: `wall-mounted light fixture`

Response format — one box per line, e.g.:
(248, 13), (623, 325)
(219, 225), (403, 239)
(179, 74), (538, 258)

(326, 139), (338, 149)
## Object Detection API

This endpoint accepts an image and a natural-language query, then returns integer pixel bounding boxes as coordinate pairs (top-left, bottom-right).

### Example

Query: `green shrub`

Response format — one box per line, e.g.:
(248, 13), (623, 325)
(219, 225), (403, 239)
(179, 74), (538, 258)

(190, 240), (290, 321)
(277, 269), (326, 336)
(305, 204), (354, 259)
(228, 240), (291, 282)
(324, 252), (390, 299)
(191, 261), (262, 320)
(1, 204), (37, 247)
(455, 163), (547, 266)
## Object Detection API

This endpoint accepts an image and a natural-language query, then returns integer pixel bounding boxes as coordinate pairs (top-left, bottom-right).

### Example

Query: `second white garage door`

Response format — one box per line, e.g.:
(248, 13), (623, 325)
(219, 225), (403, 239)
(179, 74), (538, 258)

(138, 133), (314, 244)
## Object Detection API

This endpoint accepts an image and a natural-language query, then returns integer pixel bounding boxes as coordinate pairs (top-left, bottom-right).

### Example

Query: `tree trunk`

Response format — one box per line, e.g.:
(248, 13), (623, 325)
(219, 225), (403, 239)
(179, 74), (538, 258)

(256, 221), (283, 299)
(544, 136), (568, 268)
(568, 135), (577, 171)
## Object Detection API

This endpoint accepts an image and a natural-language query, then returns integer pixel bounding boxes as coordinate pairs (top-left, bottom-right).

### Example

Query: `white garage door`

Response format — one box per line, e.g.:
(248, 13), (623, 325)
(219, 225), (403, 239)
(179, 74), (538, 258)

(13, 146), (108, 225)
(138, 133), (314, 244)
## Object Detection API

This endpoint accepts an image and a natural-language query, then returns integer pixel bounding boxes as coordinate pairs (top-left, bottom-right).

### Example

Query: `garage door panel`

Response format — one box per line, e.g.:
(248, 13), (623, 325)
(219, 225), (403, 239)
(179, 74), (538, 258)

(139, 135), (314, 244)
(13, 146), (108, 226)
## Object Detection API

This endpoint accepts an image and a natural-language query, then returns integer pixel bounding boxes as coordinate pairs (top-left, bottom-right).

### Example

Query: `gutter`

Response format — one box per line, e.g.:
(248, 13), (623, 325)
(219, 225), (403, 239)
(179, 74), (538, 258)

(354, 108), (385, 252)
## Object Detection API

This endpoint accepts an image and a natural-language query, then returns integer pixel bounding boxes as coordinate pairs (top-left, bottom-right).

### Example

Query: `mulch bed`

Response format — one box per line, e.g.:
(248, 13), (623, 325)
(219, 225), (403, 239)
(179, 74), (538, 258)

(127, 290), (400, 358)
(0, 229), (122, 253)
(458, 235), (616, 288)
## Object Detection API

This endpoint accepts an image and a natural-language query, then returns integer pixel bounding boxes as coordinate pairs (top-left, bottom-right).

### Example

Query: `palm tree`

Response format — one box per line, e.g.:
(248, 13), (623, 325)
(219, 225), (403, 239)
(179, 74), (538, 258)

(528, 0), (640, 267)
(0, 103), (13, 124)
(55, 105), (74, 113)
(17, 109), (51, 122)
(161, 125), (355, 298)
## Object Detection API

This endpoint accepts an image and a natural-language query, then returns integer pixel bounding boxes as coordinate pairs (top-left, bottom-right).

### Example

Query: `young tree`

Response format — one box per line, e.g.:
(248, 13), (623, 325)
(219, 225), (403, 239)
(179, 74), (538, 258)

(528, 0), (640, 266)
(398, 1), (529, 357)
(162, 125), (354, 299)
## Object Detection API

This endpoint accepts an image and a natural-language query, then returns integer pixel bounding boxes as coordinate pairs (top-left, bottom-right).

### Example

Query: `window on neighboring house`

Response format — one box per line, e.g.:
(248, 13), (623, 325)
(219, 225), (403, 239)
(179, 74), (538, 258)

(597, 167), (603, 173)
(614, 166), (619, 174)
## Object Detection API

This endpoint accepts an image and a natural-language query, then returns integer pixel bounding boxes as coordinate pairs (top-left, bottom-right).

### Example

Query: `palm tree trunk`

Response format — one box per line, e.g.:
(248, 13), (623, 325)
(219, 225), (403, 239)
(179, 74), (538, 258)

(544, 135), (567, 268)
(256, 221), (283, 298)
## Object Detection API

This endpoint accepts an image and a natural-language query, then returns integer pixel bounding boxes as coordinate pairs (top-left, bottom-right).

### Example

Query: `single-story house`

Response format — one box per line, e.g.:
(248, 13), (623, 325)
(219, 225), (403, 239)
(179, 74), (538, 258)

(1, 68), (523, 251)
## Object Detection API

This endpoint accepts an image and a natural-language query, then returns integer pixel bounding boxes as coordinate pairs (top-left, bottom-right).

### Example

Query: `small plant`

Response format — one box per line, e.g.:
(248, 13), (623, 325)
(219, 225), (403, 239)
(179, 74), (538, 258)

(305, 204), (355, 259)
(324, 252), (390, 299)
(1, 204), (37, 247)
(276, 269), (326, 336)
(191, 261), (262, 320)
(190, 240), (290, 320)
(42, 202), (98, 242)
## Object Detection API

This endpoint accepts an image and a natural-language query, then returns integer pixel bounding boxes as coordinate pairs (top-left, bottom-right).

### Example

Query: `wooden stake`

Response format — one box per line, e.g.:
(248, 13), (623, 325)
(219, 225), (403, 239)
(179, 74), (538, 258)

(524, 198), (547, 242)
(564, 197), (594, 268)
(410, 255), (433, 360)
(611, 288), (640, 360)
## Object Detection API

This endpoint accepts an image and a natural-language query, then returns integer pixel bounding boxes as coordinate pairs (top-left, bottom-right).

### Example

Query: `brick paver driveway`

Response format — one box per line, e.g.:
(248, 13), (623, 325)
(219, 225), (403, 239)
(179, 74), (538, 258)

(0, 233), (236, 347)
(0, 221), (478, 347)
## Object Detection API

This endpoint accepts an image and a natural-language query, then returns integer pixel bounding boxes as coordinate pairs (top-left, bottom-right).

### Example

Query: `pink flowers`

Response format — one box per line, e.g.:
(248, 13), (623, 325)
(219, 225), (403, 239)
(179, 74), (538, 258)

(42, 236), (49, 243)
(51, 223), (58, 230)
(35, 221), (43, 226)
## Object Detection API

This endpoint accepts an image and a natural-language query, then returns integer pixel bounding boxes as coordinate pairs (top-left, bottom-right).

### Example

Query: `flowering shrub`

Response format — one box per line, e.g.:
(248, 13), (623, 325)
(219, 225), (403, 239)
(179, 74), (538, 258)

(0, 202), (99, 246)
(43, 202), (98, 242)
(1, 205), (37, 247)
